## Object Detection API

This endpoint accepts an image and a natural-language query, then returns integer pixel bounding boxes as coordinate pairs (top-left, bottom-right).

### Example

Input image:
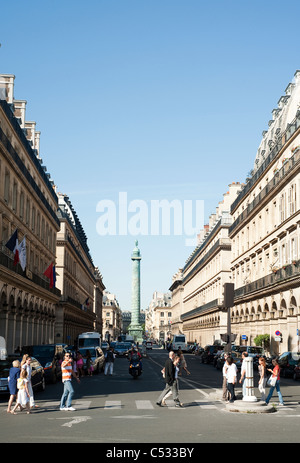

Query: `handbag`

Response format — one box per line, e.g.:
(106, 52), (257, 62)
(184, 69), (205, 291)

(267, 376), (277, 387)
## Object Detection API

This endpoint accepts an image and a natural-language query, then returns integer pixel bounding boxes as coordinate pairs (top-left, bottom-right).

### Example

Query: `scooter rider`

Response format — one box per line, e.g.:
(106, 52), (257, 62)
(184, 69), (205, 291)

(128, 347), (142, 370)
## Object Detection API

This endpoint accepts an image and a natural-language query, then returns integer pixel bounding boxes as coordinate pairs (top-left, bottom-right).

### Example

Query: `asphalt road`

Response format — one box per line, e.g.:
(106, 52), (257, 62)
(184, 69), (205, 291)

(0, 347), (300, 446)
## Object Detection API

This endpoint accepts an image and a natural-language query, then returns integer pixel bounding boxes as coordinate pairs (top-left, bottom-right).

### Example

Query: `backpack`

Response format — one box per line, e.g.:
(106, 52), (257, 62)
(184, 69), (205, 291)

(17, 378), (24, 389)
(106, 350), (114, 363)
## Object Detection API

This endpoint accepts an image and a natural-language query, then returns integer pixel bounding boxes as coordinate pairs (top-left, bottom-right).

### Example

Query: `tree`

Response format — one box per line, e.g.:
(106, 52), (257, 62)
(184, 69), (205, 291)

(254, 334), (270, 350)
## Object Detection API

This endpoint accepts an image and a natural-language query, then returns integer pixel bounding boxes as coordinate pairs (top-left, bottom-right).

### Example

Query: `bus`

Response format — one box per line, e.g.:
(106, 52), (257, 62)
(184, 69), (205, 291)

(78, 332), (101, 349)
(171, 334), (188, 352)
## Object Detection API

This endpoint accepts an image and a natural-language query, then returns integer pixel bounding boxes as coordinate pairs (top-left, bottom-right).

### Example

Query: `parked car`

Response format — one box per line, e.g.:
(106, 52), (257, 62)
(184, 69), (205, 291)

(114, 343), (131, 357)
(146, 341), (152, 350)
(278, 352), (300, 378)
(216, 351), (243, 371)
(200, 345), (224, 364)
(293, 361), (300, 381)
(22, 344), (67, 383)
(0, 355), (45, 395)
(234, 346), (265, 358)
(78, 347), (105, 374)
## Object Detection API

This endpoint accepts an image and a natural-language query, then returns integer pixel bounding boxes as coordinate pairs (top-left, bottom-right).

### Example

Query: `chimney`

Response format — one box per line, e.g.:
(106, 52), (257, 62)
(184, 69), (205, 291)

(0, 74), (15, 103)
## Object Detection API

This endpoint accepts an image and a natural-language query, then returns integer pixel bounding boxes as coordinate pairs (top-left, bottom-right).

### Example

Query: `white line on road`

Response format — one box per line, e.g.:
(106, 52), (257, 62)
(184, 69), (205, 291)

(104, 400), (122, 409)
(136, 400), (154, 409)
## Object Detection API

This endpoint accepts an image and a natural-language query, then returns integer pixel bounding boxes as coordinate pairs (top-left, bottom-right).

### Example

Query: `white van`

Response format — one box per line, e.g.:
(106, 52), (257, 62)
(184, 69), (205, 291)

(171, 334), (188, 352)
(78, 332), (101, 349)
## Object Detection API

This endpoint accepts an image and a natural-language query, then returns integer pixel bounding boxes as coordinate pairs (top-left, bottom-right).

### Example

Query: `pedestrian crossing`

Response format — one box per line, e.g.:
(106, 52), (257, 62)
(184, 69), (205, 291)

(42, 399), (220, 411)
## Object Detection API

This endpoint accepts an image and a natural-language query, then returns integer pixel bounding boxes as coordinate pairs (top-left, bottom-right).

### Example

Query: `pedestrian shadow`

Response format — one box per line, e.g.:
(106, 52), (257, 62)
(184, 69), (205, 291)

(182, 401), (215, 408)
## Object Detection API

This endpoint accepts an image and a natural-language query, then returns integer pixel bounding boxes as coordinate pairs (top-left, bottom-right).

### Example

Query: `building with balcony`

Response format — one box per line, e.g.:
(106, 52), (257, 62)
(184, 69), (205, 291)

(229, 70), (300, 355)
(56, 193), (105, 344)
(168, 183), (242, 346)
(0, 73), (106, 352)
(0, 74), (61, 352)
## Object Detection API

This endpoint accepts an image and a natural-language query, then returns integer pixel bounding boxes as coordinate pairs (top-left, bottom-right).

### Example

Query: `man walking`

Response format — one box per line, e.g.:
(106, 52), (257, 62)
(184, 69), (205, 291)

(104, 346), (115, 376)
(60, 352), (80, 411)
(156, 351), (183, 408)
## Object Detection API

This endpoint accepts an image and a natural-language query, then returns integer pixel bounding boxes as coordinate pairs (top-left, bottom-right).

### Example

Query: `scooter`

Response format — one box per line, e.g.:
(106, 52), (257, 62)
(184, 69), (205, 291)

(129, 356), (142, 379)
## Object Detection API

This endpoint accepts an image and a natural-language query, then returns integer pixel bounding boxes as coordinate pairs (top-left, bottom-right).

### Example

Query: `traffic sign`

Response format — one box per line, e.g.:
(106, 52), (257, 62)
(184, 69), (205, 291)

(275, 330), (281, 336)
(241, 335), (247, 340)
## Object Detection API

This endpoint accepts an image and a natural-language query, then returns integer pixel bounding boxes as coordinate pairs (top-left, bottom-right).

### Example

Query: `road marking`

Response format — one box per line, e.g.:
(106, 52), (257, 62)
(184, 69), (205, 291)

(111, 415), (156, 419)
(57, 416), (91, 428)
(136, 400), (154, 409)
(43, 400), (92, 410)
(104, 400), (122, 409)
(72, 400), (92, 410)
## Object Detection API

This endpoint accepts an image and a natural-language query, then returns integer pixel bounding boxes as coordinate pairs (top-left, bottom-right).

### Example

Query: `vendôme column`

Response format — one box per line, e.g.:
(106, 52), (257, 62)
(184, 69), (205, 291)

(128, 240), (143, 344)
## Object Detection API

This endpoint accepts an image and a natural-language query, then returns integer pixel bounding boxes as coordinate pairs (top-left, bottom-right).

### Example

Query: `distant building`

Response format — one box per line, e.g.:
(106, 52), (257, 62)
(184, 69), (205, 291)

(121, 310), (145, 335)
(121, 310), (131, 334)
(146, 292), (172, 342)
(102, 291), (122, 341)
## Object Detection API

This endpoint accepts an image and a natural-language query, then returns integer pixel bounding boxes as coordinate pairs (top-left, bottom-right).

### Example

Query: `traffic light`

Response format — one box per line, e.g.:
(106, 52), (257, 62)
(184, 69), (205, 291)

(223, 283), (234, 308)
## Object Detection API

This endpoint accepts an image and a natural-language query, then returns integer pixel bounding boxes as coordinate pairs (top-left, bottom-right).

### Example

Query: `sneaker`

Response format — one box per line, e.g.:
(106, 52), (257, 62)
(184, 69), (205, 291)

(66, 407), (76, 411)
(156, 402), (163, 407)
(60, 407), (67, 411)
(175, 403), (184, 408)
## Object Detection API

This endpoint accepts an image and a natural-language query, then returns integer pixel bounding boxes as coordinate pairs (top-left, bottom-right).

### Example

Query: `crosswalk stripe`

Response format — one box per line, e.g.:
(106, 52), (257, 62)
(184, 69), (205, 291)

(73, 400), (92, 410)
(43, 400), (92, 410)
(104, 400), (122, 409)
(136, 400), (154, 409)
(41, 399), (219, 411)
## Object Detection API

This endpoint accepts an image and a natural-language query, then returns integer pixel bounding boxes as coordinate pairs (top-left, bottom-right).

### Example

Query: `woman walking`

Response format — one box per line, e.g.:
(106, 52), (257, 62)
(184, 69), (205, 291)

(177, 347), (190, 376)
(258, 357), (267, 401)
(7, 360), (20, 413)
(22, 356), (37, 409)
(265, 358), (284, 406)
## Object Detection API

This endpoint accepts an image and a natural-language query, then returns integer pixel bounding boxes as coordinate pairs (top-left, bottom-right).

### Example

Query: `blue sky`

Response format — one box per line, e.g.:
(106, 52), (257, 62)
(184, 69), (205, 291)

(1, 0), (299, 311)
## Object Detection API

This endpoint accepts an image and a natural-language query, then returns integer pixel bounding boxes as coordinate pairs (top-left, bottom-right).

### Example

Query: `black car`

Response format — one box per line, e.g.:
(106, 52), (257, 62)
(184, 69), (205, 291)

(216, 351), (243, 371)
(200, 345), (224, 364)
(114, 343), (131, 357)
(22, 344), (67, 383)
(0, 356), (45, 395)
(278, 352), (300, 378)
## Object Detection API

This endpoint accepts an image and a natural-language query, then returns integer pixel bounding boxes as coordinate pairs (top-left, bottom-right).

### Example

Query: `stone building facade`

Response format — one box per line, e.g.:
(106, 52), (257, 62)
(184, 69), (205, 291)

(145, 291), (172, 342)
(230, 70), (300, 355)
(0, 74), (60, 352)
(0, 74), (105, 353)
(172, 183), (242, 346)
(56, 193), (105, 345)
(169, 70), (300, 355)
(102, 291), (122, 341)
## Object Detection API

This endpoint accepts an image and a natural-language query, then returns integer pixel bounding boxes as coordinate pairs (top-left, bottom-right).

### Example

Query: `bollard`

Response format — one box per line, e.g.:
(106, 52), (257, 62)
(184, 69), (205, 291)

(242, 357), (257, 402)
